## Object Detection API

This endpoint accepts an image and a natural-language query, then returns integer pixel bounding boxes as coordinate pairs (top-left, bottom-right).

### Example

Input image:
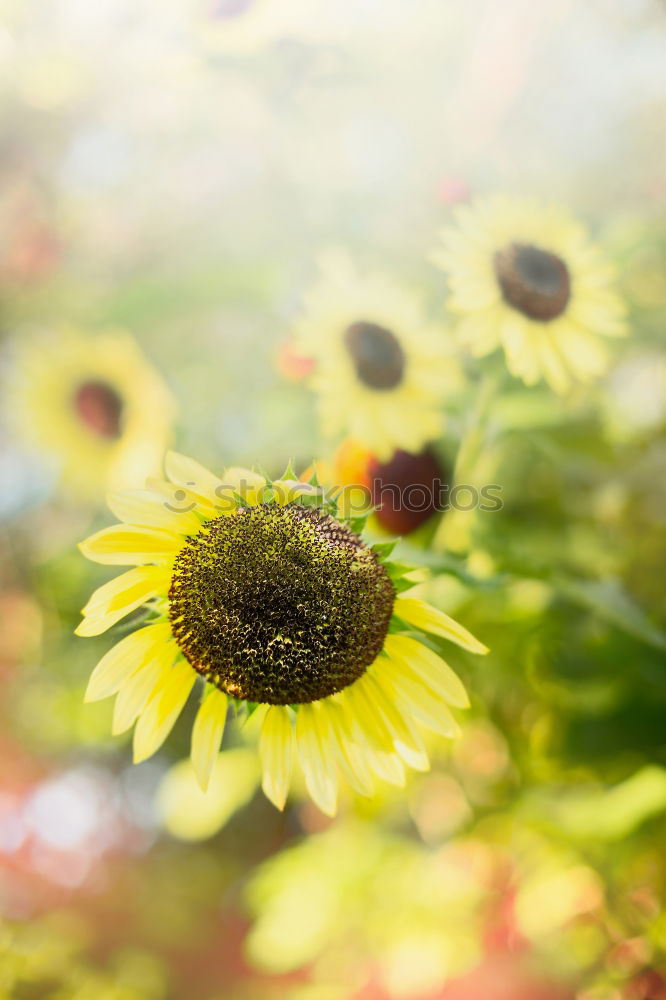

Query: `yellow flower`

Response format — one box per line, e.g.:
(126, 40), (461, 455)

(76, 451), (488, 817)
(10, 328), (174, 499)
(431, 197), (627, 392)
(294, 251), (463, 462)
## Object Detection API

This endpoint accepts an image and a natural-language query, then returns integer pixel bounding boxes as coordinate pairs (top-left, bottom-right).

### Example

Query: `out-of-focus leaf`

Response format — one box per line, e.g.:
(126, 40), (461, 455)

(534, 766), (666, 841)
(398, 545), (506, 590)
(554, 576), (666, 651)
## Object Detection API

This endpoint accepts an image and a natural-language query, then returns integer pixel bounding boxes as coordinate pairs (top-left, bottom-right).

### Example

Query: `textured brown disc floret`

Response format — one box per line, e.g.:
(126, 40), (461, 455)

(494, 242), (571, 321)
(168, 503), (395, 705)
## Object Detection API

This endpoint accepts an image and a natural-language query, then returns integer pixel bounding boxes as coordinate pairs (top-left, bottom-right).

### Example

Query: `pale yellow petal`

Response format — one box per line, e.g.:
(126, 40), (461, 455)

(326, 699), (375, 797)
(361, 672), (429, 772)
(132, 660), (196, 763)
(381, 660), (462, 739)
(76, 566), (171, 637)
(259, 706), (294, 811)
(164, 450), (224, 505)
(79, 525), (182, 566)
(295, 704), (338, 816)
(85, 622), (173, 702)
(145, 477), (218, 518)
(393, 598), (488, 655)
(191, 688), (228, 792)
(534, 331), (571, 394)
(382, 636), (469, 707)
(341, 679), (394, 755)
(112, 639), (177, 734)
(107, 489), (202, 535)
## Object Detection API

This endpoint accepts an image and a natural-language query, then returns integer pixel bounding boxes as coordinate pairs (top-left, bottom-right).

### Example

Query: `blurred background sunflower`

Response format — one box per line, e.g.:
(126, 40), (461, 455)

(1, 1), (665, 999)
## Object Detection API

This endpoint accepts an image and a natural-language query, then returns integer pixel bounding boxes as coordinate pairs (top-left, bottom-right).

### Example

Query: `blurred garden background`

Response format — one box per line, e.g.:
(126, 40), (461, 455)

(1, 0), (666, 997)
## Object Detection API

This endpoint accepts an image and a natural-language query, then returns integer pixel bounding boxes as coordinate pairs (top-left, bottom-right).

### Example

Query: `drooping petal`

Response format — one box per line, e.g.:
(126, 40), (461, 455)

(393, 598), (488, 655)
(112, 639), (178, 734)
(76, 566), (172, 637)
(85, 622), (173, 702)
(132, 660), (196, 764)
(325, 699), (375, 797)
(295, 704), (338, 816)
(382, 636), (469, 707)
(107, 489), (202, 535)
(341, 678), (395, 755)
(381, 659), (461, 739)
(79, 525), (183, 566)
(191, 688), (228, 792)
(259, 706), (294, 811)
(361, 672), (429, 772)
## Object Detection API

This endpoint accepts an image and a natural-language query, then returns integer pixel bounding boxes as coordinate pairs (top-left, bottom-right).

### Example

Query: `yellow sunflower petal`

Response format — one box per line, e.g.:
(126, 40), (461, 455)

(365, 745), (406, 787)
(259, 706), (294, 811)
(164, 450), (224, 505)
(145, 477), (217, 518)
(85, 622), (173, 702)
(295, 704), (338, 816)
(132, 660), (196, 764)
(381, 659), (462, 739)
(362, 672), (429, 772)
(393, 597), (488, 655)
(107, 488), (202, 535)
(341, 678), (395, 755)
(326, 699), (375, 797)
(535, 331), (571, 394)
(76, 566), (171, 637)
(111, 639), (178, 734)
(191, 688), (228, 792)
(79, 525), (183, 566)
(382, 636), (469, 707)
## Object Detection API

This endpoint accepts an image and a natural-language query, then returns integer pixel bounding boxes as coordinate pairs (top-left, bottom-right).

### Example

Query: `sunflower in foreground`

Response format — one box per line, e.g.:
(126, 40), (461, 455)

(431, 196), (627, 393)
(294, 250), (463, 461)
(76, 451), (487, 816)
(10, 328), (174, 499)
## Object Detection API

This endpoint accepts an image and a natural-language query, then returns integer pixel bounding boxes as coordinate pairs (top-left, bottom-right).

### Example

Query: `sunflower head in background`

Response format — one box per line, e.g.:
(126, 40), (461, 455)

(76, 451), (487, 817)
(319, 438), (450, 538)
(431, 197), (627, 393)
(10, 328), (175, 501)
(293, 250), (464, 461)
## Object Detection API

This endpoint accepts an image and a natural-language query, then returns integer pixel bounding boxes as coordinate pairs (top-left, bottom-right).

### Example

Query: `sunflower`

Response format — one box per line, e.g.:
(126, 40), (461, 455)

(76, 451), (487, 816)
(293, 251), (463, 462)
(10, 328), (174, 499)
(431, 197), (627, 393)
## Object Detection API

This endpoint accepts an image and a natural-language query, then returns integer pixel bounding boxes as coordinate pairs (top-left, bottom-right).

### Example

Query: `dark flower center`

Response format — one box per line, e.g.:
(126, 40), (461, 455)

(168, 503), (395, 705)
(74, 381), (124, 439)
(369, 447), (448, 536)
(494, 243), (571, 321)
(344, 321), (406, 390)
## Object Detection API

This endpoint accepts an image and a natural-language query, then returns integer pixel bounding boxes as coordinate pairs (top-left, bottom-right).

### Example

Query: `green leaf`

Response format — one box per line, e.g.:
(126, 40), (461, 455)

(385, 560), (419, 581)
(534, 766), (666, 841)
(397, 544), (504, 590)
(280, 458), (298, 481)
(371, 539), (398, 560)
